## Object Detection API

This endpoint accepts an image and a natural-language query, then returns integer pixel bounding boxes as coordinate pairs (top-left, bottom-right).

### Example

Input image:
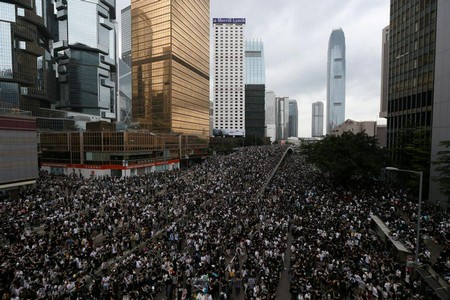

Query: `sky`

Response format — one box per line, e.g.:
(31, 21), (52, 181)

(116, 0), (390, 137)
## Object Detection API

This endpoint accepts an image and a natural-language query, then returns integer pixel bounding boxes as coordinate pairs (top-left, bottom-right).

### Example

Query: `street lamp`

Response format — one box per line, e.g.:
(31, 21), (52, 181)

(385, 167), (423, 265)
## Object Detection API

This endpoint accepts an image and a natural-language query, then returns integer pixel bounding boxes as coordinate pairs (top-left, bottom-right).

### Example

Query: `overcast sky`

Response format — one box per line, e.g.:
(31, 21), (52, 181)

(116, 0), (390, 137)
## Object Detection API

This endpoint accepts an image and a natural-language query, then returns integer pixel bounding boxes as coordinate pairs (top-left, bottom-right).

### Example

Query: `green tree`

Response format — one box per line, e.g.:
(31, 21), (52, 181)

(388, 126), (431, 200)
(433, 141), (450, 203)
(305, 131), (385, 185)
(403, 127), (431, 198)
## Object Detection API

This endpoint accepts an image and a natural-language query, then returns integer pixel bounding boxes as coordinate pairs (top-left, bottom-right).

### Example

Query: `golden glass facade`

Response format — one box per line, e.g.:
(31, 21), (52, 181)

(131, 0), (210, 139)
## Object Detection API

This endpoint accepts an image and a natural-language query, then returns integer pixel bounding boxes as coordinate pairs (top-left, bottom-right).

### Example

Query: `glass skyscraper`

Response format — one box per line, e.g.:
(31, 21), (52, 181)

(119, 6), (132, 125)
(326, 28), (346, 134)
(386, 0), (443, 203)
(118, 58), (132, 124)
(132, 0), (210, 139)
(430, 0), (450, 205)
(245, 39), (265, 138)
(312, 101), (324, 137)
(0, 0), (56, 114)
(276, 97), (289, 140)
(245, 39), (265, 85)
(265, 90), (276, 142)
(288, 99), (298, 137)
(54, 0), (117, 119)
(121, 6), (131, 67)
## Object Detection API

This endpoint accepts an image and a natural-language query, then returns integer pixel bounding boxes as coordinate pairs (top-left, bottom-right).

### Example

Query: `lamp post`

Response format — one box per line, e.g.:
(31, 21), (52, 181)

(385, 167), (423, 265)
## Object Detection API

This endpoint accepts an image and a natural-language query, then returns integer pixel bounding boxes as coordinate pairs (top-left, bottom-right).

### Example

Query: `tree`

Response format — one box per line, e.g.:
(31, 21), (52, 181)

(403, 127), (431, 198)
(433, 141), (450, 203)
(305, 131), (385, 185)
(388, 126), (431, 200)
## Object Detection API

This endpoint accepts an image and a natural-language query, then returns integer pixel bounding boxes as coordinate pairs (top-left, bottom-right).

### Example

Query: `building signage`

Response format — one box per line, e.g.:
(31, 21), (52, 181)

(213, 18), (246, 24)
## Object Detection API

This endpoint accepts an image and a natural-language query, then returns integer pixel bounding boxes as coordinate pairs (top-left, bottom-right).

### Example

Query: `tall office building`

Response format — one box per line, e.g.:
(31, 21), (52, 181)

(430, 0), (450, 205)
(213, 18), (245, 136)
(312, 101), (324, 137)
(245, 39), (265, 84)
(132, 0), (210, 139)
(387, 0), (436, 165)
(276, 97), (289, 140)
(119, 5), (132, 125)
(265, 90), (276, 142)
(386, 0), (450, 205)
(121, 6), (131, 67)
(245, 39), (265, 138)
(0, 0), (56, 115)
(118, 58), (132, 124)
(54, 0), (117, 119)
(288, 99), (298, 137)
(380, 26), (389, 118)
(326, 28), (346, 134)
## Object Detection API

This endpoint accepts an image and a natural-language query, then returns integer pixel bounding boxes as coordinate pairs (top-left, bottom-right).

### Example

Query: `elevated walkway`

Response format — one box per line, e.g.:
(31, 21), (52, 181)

(416, 264), (450, 300)
(371, 215), (450, 299)
(371, 215), (411, 261)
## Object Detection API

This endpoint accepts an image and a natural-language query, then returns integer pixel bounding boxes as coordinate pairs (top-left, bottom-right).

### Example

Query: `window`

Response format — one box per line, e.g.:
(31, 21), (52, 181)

(17, 8), (25, 17)
(0, 3), (15, 22)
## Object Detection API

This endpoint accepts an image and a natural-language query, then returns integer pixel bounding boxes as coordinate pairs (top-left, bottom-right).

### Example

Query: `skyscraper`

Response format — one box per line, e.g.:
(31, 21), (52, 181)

(213, 18), (245, 136)
(430, 0), (450, 205)
(0, 0), (56, 114)
(121, 6), (132, 67)
(386, 0), (450, 205)
(326, 28), (346, 134)
(387, 0), (435, 166)
(276, 97), (289, 140)
(118, 58), (132, 124)
(119, 5), (132, 125)
(265, 90), (277, 142)
(132, 0), (210, 139)
(312, 101), (324, 137)
(379, 26), (389, 119)
(245, 39), (265, 138)
(245, 39), (265, 84)
(288, 99), (298, 137)
(54, 0), (117, 119)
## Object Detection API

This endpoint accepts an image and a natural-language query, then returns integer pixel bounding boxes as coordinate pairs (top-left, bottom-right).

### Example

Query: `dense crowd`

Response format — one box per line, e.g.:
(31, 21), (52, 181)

(0, 145), (449, 300)
(264, 154), (450, 299)
(1, 145), (287, 299)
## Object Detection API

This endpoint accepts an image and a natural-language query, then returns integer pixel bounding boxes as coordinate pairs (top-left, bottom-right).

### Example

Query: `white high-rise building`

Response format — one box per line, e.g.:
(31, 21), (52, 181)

(265, 90), (277, 142)
(213, 18), (246, 136)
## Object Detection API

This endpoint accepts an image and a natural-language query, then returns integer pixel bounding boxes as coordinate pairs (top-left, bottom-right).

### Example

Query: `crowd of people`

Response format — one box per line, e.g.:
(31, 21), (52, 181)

(1, 145), (288, 299)
(0, 144), (449, 299)
(264, 153), (450, 299)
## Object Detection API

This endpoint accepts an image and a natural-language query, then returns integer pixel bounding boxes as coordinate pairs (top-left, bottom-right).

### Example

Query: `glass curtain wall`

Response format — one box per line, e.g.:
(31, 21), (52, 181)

(132, 0), (210, 139)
